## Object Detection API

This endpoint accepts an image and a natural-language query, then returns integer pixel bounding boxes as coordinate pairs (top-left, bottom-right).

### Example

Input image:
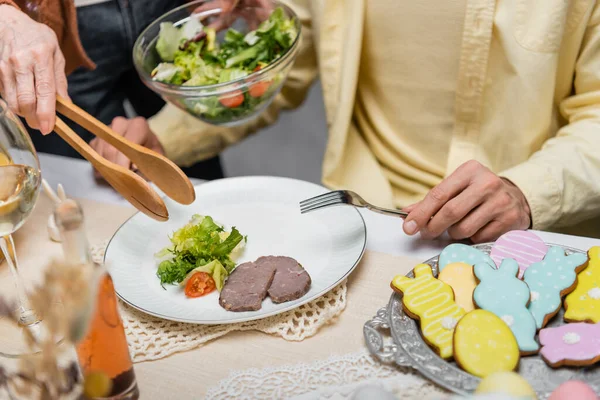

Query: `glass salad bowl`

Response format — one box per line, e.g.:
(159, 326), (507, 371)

(133, 0), (301, 127)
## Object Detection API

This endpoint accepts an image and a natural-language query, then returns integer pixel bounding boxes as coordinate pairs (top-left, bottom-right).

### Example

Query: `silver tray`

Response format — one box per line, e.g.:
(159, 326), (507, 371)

(364, 243), (600, 399)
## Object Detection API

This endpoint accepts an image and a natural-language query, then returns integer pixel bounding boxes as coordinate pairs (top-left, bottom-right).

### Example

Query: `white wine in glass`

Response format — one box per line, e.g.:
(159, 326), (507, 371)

(0, 99), (56, 358)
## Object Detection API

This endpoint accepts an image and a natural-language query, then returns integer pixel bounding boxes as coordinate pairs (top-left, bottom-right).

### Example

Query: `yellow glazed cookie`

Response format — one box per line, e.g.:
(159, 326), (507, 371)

(391, 264), (466, 359)
(565, 246), (600, 323)
(438, 262), (477, 312)
(453, 309), (520, 378)
(475, 371), (537, 398)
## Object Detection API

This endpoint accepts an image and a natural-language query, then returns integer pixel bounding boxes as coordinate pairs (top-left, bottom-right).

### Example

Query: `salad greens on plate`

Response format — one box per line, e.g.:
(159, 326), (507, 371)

(155, 215), (246, 292)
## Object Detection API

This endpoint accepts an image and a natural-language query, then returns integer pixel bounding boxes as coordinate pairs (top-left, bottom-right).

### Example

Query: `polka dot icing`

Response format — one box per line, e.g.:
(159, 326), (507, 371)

(531, 291), (540, 302)
(539, 322), (600, 367)
(391, 264), (466, 359)
(501, 315), (514, 327)
(438, 243), (495, 272)
(438, 262), (477, 312)
(453, 309), (520, 378)
(523, 246), (588, 329)
(562, 332), (581, 345)
(490, 230), (547, 279)
(588, 288), (600, 300)
(441, 316), (458, 330)
(473, 259), (538, 353)
(565, 247), (600, 323)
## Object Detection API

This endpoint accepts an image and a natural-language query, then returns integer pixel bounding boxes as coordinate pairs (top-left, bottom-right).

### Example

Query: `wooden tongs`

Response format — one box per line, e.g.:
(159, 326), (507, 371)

(52, 96), (195, 221)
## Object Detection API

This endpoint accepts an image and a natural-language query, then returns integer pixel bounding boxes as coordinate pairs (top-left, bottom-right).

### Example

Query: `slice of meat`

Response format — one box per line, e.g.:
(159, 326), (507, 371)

(219, 261), (277, 312)
(258, 256), (311, 303)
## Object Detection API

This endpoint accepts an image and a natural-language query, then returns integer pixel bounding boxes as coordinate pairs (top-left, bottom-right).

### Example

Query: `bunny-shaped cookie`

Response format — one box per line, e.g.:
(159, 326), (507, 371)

(474, 258), (539, 354)
(523, 246), (588, 329)
(564, 246), (600, 323)
(391, 264), (466, 359)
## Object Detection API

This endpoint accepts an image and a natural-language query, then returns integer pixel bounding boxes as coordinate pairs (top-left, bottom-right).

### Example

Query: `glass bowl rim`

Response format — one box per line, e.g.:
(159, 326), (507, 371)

(133, 0), (302, 95)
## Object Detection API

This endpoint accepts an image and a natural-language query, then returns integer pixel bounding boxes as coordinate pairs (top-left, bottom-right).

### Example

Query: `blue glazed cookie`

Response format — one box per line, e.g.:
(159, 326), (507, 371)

(473, 259), (539, 354)
(439, 243), (495, 272)
(523, 246), (588, 329)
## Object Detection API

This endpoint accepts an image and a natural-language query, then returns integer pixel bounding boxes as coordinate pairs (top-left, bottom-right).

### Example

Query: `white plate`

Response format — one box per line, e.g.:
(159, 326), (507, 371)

(105, 176), (367, 324)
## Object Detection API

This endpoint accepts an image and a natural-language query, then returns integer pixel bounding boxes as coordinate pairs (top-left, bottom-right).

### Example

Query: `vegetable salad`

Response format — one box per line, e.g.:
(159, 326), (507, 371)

(155, 215), (246, 296)
(151, 7), (297, 123)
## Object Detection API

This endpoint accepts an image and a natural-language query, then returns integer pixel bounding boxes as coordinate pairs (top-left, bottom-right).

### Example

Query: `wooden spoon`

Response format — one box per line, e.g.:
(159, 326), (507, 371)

(53, 118), (169, 221)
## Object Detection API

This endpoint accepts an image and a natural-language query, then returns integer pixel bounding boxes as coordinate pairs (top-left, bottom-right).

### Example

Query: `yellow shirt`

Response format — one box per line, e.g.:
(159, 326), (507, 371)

(149, 0), (600, 237)
(356, 0), (466, 207)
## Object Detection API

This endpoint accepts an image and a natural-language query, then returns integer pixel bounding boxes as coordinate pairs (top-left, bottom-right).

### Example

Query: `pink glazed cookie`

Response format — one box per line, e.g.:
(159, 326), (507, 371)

(490, 230), (548, 279)
(539, 322), (600, 368)
(549, 381), (598, 400)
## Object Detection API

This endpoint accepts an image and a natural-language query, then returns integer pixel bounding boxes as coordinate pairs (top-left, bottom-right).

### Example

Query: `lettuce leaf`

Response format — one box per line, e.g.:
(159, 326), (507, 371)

(180, 260), (228, 291)
(156, 23), (181, 62)
(155, 215), (245, 287)
(156, 19), (204, 62)
(151, 63), (186, 84)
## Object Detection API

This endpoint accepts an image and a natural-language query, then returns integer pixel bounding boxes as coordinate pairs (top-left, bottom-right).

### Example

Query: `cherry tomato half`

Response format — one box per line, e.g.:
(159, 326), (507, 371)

(249, 81), (271, 98)
(219, 90), (245, 108)
(248, 66), (272, 98)
(185, 272), (216, 298)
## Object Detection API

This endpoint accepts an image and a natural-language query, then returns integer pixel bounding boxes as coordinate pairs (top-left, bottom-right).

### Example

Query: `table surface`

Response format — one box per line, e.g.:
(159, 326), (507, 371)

(28, 154), (600, 398)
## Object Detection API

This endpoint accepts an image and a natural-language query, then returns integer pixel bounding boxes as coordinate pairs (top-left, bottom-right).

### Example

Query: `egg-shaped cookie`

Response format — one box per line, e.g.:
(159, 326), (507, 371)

(549, 381), (597, 400)
(475, 372), (536, 398)
(454, 309), (520, 378)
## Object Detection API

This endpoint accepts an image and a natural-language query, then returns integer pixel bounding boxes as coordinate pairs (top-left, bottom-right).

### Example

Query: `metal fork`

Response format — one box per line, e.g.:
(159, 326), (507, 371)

(300, 190), (409, 218)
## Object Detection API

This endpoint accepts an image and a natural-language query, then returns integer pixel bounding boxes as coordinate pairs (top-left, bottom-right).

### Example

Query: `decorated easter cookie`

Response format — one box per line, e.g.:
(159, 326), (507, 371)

(523, 246), (588, 329)
(453, 309), (520, 378)
(438, 243), (495, 272)
(474, 259), (539, 353)
(475, 372), (536, 398)
(539, 322), (600, 368)
(490, 230), (547, 279)
(549, 381), (598, 400)
(391, 264), (466, 359)
(439, 262), (477, 312)
(564, 247), (600, 323)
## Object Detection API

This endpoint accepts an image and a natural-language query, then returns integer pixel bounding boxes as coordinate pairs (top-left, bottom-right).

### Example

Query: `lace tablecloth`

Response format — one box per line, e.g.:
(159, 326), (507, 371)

(206, 350), (446, 400)
(91, 241), (348, 362)
(206, 351), (531, 400)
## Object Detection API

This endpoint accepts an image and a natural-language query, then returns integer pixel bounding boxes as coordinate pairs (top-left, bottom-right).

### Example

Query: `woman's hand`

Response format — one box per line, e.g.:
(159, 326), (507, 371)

(402, 160), (532, 243)
(0, 5), (68, 134)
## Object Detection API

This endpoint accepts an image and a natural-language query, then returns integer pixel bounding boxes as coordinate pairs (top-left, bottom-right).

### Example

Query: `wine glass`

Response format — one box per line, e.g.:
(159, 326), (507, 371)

(0, 99), (50, 357)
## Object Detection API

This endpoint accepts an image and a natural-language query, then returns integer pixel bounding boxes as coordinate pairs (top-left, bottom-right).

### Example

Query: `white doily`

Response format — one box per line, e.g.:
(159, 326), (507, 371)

(205, 350), (446, 400)
(91, 241), (347, 363)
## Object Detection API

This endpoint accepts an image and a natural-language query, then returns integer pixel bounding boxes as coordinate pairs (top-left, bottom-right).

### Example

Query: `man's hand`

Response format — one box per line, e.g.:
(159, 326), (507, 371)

(90, 117), (164, 178)
(402, 160), (532, 243)
(0, 5), (68, 134)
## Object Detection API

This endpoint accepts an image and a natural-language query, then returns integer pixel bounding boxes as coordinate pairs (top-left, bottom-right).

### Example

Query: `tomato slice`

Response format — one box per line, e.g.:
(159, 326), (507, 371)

(248, 66), (272, 98)
(219, 90), (245, 108)
(185, 272), (216, 298)
(249, 81), (271, 98)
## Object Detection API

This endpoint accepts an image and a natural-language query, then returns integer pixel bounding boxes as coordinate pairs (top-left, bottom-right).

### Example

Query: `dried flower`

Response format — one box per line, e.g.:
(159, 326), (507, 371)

(0, 259), (101, 399)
